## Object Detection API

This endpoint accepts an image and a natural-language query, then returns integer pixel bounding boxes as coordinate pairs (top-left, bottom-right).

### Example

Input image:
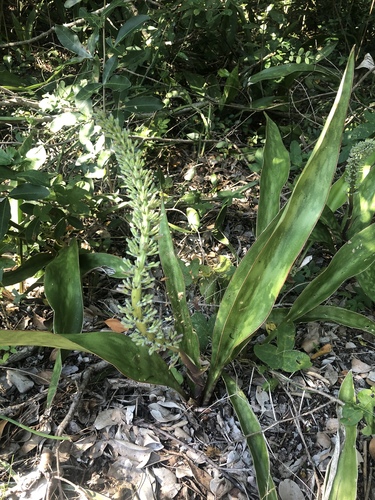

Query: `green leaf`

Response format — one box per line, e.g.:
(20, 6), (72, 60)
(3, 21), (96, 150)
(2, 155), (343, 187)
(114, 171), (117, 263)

(357, 261), (375, 301)
(0, 153), (16, 168)
(79, 252), (130, 278)
(254, 321), (312, 372)
(248, 63), (333, 86)
(47, 349), (63, 409)
(319, 205), (343, 243)
(0, 197), (10, 240)
(221, 65), (239, 106)
(298, 306), (375, 336)
(55, 25), (93, 59)
(159, 202), (200, 367)
(16, 170), (51, 186)
(0, 256), (15, 269)
(104, 75), (131, 92)
(256, 115), (290, 236)
(0, 414), (69, 440)
(341, 403), (363, 426)
(115, 14), (150, 46)
(0, 330), (185, 397)
(124, 96), (163, 114)
(1, 252), (54, 286)
(191, 312), (214, 351)
(357, 389), (375, 435)
(186, 207), (200, 231)
(103, 55), (118, 84)
(309, 221), (336, 253)
(254, 344), (281, 369)
(347, 150), (375, 238)
(203, 49), (354, 404)
(315, 41), (338, 63)
(75, 83), (102, 101)
(24, 217), (41, 244)
(184, 72), (207, 96)
(64, 0), (81, 7)
(324, 371), (358, 500)
(0, 66), (26, 89)
(287, 224), (375, 321)
(250, 96), (287, 110)
(9, 184), (50, 201)
(44, 240), (83, 334)
(222, 373), (277, 500)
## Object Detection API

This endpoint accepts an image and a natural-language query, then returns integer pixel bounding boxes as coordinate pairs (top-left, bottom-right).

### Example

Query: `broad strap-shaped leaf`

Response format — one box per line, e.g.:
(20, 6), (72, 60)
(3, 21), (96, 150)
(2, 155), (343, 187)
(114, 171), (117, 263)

(1, 252), (54, 286)
(298, 305), (375, 336)
(287, 223), (375, 321)
(309, 221), (336, 253)
(327, 174), (349, 212)
(323, 371), (358, 500)
(159, 202), (200, 367)
(318, 205), (343, 244)
(270, 305), (375, 337)
(0, 330), (185, 398)
(44, 239), (83, 334)
(256, 115), (290, 236)
(357, 261), (375, 301)
(203, 49), (355, 404)
(79, 252), (130, 278)
(248, 63), (334, 86)
(222, 373), (278, 500)
(0, 197), (11, 240)
(220, 65), (239, 107)
(347, 149), (375, 238)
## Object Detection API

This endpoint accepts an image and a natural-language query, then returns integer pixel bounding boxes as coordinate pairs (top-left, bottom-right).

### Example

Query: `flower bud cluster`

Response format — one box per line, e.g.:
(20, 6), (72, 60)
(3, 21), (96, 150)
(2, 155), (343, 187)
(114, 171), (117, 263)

(99, 114), (180, 354)
(345, 139), (375, 192)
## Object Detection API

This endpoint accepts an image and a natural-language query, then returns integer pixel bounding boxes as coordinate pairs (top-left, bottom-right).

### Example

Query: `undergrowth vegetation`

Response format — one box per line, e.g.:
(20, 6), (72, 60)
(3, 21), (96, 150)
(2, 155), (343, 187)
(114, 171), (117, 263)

(1, 0), (375, 498)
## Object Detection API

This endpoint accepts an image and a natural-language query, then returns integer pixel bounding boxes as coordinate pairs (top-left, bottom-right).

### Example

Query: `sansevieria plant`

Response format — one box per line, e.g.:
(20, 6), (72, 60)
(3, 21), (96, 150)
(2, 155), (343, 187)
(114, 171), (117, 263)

(1, 48), (374, 499)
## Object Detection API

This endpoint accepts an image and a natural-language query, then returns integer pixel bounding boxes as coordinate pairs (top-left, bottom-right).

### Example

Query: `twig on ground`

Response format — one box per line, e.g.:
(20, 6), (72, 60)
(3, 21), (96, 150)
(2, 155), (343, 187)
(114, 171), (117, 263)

(138, 420), (252, 496)
(243, 401), (333, 439)
(364, 465), (373, 500)
(0, 392), (47, 417)
(54, 359), (110, 438)
(270, 370), (344, 406)
(280, 385), (322, 499)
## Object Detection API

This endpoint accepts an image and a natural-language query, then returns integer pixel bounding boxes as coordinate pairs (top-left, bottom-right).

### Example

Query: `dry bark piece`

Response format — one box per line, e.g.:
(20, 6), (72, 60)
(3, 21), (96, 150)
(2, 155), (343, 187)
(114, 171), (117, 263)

(301, 323), (321, 353)
(6, 370), (34, 393)
(351, 358), (371, 373)
(369, 437), (375, 460)
(279, 478), (305, 500)
(316, 431), (331, 449)
(310, 344), (332, 360)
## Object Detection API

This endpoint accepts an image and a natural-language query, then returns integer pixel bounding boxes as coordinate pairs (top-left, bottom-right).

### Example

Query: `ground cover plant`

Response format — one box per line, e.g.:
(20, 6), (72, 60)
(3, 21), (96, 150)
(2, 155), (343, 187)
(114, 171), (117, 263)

(1, 1), (375, 498)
